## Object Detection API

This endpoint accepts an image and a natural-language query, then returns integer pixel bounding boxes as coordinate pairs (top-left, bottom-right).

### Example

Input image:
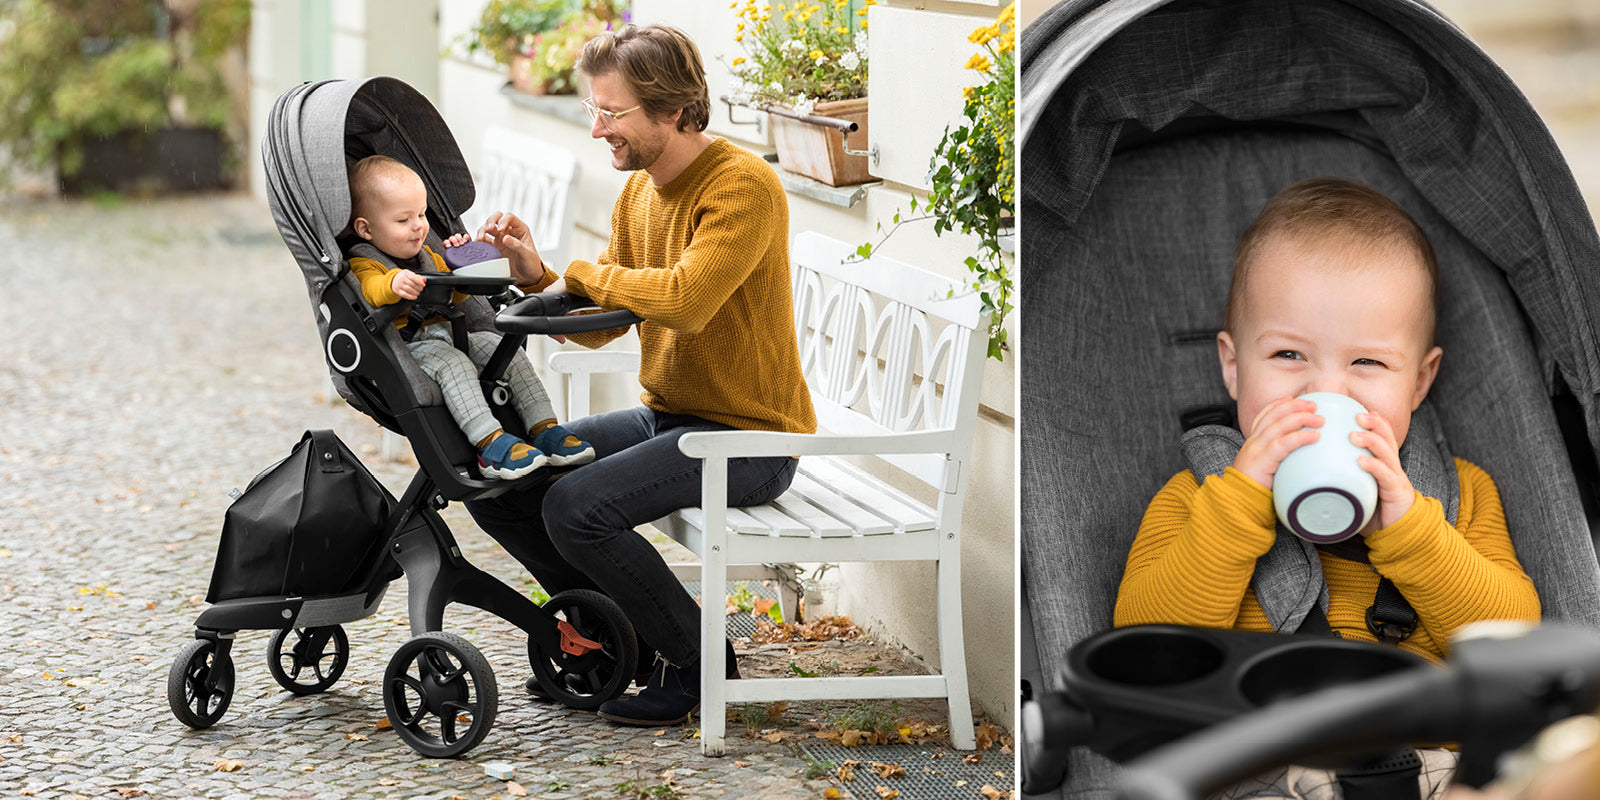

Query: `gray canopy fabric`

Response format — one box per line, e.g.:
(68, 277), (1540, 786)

(262, 77), (487, 416)
(1020, 2), (1600, 797)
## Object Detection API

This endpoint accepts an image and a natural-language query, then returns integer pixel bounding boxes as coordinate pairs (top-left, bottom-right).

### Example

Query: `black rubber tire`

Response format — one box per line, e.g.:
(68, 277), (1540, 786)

(529, 589), (638, 709)
(383, 632), (497, 758)
(167, 638), (234, 729)
(266, 625), (349, 695)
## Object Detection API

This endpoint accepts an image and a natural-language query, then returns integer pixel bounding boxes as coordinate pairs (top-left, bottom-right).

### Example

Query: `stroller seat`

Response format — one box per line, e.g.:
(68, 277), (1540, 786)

(1019, 0), (1600, 795)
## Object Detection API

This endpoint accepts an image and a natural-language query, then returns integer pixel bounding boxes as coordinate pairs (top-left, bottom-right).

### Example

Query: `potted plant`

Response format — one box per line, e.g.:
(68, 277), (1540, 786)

(0, 0), (250, 194)
(511, 1), (629, 95)
(725, 0), (873, 186)
(460, 0), (570, 74)
(856, 3), (1014, 359)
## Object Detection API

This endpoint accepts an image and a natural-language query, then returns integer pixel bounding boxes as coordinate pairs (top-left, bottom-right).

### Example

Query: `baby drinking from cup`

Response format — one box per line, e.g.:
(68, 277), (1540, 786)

(1114, 178), (1539, 661)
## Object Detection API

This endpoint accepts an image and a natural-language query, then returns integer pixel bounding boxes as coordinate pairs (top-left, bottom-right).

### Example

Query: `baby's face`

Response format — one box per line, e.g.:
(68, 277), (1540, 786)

(1218, 236), (1443, 446)
(356, 171), (429, 259)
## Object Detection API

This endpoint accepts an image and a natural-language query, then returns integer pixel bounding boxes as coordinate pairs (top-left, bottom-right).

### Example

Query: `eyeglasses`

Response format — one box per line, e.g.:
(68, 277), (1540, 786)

(582, 97), (643, 130)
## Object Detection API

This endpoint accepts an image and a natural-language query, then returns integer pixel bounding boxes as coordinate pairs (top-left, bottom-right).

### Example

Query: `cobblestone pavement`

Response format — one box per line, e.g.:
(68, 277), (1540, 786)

(0, 195), (1004, 799)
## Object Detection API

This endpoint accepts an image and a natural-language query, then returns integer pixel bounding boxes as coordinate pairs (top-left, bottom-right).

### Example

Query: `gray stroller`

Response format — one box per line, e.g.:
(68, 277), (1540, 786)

(168, 77), (643, 758)
(1017, 0), (1600, 797)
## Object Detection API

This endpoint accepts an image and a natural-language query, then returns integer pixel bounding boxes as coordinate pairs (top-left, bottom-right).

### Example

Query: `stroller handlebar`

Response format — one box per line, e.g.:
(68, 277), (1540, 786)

(494, 291), (643, 336)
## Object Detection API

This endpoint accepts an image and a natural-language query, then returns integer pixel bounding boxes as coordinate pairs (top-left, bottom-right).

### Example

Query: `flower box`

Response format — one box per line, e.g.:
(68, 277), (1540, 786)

(767, 97), (872, 188)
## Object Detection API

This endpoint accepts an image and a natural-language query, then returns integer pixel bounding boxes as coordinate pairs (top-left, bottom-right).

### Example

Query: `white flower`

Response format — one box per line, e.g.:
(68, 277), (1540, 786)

(854, 30), (868, 51)
(768, 81), (783, 92)
(813, 54), (828, 66)
(839, 51), (859, 70)
(785, 38), (807, 54)
(792, 93), (816, 117)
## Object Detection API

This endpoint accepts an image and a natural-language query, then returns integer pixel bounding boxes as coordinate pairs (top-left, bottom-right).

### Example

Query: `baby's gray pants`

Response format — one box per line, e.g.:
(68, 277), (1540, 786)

(405, 321), (556, 446)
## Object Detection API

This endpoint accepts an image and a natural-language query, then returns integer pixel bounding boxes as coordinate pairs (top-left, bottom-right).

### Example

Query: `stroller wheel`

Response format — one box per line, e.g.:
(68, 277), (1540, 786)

(267, 625), (349, 696)
(167, 638), (234, 729)
(383, 632), (497, 758)
(529, 589), (638, 709)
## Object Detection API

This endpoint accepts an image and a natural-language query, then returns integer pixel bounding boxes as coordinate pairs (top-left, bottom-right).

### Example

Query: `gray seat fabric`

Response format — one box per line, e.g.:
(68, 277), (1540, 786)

(1022, 127), (1600, 797)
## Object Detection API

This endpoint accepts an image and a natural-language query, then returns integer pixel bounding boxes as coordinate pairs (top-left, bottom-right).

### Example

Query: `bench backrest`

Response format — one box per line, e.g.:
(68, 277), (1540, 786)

(464, 126), (579, 270)
(791, 231), (990, 493)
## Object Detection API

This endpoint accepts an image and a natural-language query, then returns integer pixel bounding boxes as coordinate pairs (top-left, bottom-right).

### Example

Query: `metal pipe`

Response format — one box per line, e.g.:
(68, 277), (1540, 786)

(719, 94), (859, 133)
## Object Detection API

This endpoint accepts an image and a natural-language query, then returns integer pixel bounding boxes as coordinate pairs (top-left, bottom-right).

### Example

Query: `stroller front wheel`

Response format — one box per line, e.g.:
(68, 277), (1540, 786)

(267, 625), (349, 695)
(168, 638), (235, 729)
(529, 589), (638, 709)
(383, 632), (497, 758)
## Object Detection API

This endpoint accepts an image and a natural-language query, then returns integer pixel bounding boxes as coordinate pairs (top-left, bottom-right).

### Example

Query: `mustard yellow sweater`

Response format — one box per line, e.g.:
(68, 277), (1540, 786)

(536, 138), (815, 434)
(1115, 461), (1540, 661)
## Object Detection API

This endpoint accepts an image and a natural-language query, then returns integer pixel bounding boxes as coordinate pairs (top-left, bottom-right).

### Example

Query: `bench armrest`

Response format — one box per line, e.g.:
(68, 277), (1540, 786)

(677, 428), (955, 459)
(547, 349), (640, 375)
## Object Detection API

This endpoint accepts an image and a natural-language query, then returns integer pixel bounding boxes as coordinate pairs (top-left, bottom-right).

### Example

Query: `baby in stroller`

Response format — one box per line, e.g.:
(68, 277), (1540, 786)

(1115, 178), (1540, 660)
(345, 154), (592, 478)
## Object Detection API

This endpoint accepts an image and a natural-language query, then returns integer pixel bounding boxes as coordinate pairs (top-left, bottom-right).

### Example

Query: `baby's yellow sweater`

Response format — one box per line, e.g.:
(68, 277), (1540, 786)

(530, 138), (815, 435)
(1115, 460), (1539, 660)
(348, 244), (467, 330)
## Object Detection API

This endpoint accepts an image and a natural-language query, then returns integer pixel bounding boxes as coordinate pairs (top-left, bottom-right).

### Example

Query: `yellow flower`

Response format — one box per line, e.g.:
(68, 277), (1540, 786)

(809, 49), (823, 59)
(733, 57), (746, 66)
(856, 7), (867, 15)
(728, 1), (736, 7)
(999, 2), (1014, 24)
(760, 12), (770, 20)
(962, 85), (977, 100)
(835, 26), (848, 34)
(784, 10), (794, 19)
(997, 31), (1014, 53)
(964, 53), (990, 71)
(860, 20), (867, 29)
(736, 21), (745, 30)
(735, 33), (744, 41)
(762, 4), (772, 10)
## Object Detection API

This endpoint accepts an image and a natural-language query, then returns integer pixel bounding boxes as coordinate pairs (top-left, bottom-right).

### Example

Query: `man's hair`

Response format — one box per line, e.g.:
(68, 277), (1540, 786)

(348, 154), (417, 219)
(1226, 178), (1440, 337)
(578, 24), (710, 133)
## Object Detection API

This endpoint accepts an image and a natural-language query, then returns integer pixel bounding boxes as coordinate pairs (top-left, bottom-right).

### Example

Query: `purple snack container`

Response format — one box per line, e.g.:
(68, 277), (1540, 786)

(443, 240), (501, 270)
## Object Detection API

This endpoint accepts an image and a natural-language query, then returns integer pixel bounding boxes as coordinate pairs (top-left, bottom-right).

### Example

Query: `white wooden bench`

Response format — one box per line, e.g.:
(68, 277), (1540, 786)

(664, 231), (986, 755)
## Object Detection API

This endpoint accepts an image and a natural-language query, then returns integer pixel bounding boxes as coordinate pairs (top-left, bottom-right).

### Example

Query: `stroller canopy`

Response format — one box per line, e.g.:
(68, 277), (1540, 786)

(263, 77), (476, 304)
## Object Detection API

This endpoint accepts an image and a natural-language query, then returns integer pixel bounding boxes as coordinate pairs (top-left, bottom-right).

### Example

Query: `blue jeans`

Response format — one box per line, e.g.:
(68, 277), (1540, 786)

(464, 406), (799, 666)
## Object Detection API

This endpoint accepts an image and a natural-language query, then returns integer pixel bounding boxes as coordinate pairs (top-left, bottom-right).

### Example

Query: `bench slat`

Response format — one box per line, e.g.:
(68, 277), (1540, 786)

(767, 491), (855, 537)
(787, 473), (896, 535)
(803, 459), (937, 532)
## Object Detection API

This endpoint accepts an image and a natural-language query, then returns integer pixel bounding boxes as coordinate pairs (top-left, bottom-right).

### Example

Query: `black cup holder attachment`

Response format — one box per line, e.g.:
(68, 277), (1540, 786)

(1082, 627), (1228, 687)
(1237, 641), (1424, 706)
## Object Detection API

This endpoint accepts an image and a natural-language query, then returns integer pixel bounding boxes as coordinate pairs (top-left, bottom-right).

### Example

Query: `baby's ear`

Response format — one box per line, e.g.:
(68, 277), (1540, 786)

(1412, 345), (1444, 409)
(352, 216), (372, 240)
(1217, 330), (1240, 400)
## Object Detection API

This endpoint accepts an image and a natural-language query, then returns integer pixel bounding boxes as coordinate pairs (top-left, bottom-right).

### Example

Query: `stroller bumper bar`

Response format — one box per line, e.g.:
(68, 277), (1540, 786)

(494, 291), (643, 336)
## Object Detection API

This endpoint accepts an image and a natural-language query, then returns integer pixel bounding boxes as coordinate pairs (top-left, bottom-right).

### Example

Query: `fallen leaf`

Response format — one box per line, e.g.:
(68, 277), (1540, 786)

(761, 732), (787, 743)
(874, 788), (899, 798)
(979, 785), (1011, 800)
(145, 602), (156, 610)
(653, 729), (667, 736)
(507, 781), (528, 797)
(377, 779), (397, 786)
(344, 734), (368, 741)
(374, 717), (392, 731)
(838, 761), (859, 782)
(976, 722), (1000, 750)
(213, 759), (243, 773)
(823, 789), (842, 799)
(963, 753), (983, 764)
(753, 598), (777, 617)
(840, 729), (865, 747)
(871, 762), (906, 778)
(112, 789), (146, 798)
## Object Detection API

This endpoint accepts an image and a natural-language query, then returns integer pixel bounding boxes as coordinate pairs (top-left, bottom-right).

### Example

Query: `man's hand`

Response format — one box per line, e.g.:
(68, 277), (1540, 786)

(390, 269), (426, 300)
(476, 211), (545, 285)
(1354, 412), (1416, 528)
(1233, 396), (1322, 490)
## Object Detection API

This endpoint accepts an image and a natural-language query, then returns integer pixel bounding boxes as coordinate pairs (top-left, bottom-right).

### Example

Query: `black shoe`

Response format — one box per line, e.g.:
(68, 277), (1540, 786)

(600, 640), (740, 727)
(524, 671), (590, 702)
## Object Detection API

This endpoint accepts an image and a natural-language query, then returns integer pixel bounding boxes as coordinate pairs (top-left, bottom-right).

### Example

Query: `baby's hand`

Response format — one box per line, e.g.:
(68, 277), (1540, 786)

(1353, 412), (1415, 529)
(442, 233), (470, 248)
(1233, 397), (1322, 490)
(391, 269), (426, 300)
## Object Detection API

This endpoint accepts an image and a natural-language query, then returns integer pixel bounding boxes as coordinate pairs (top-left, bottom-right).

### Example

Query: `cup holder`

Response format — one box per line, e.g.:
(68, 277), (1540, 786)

(1238, 642), (1423, 706)
(1082, 628), (1226, 687)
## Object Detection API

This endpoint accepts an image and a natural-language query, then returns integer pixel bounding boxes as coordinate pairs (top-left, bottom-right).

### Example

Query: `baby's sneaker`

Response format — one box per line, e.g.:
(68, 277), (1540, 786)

(530, 424), (596, 467)
(479, 432), (549, 479)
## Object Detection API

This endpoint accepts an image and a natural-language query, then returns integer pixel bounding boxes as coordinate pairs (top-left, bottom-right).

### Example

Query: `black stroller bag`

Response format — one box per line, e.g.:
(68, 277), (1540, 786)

(207, 430), (397, 603)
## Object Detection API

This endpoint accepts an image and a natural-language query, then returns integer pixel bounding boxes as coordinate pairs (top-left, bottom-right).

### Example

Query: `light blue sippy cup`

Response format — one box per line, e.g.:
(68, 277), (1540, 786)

(1273, 392), (1378, 544)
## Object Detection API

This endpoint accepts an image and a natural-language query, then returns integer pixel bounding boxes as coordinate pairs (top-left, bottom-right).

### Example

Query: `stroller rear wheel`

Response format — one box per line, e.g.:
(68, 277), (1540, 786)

(528, 589), (638, 709)
(267, 625), (349, 695)
(383, 631), (497, 758)
(167, 638), (234, 729)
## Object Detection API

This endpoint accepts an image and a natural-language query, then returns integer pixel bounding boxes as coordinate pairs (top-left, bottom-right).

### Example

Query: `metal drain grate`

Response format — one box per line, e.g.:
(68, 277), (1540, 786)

(678, 579), (780, 638)
(796, 742), (1012, 799)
